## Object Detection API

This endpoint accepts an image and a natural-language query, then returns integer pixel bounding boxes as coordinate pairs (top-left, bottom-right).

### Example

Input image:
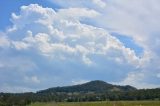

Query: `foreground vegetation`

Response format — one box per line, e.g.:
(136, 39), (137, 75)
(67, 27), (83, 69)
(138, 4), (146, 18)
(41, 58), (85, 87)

(29, 101), (160, 106)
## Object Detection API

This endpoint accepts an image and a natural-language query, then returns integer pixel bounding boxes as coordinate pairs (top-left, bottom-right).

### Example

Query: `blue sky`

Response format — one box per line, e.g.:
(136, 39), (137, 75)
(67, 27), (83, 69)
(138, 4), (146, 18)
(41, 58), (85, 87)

(0, 0), (160, 92)
(0, 0), (60, 30)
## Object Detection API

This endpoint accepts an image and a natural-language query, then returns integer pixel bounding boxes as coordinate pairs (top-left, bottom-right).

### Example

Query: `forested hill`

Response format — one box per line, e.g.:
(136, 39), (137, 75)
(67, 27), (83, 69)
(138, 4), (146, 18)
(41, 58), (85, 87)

(0, 80), (160, 106)
(38, 80), (137, 93)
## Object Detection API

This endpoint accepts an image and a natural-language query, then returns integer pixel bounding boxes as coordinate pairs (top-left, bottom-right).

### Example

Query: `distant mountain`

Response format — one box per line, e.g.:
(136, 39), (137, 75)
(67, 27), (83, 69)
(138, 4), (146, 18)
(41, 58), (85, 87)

(38, 80), (137, 94)
(0, 80), (160, 106)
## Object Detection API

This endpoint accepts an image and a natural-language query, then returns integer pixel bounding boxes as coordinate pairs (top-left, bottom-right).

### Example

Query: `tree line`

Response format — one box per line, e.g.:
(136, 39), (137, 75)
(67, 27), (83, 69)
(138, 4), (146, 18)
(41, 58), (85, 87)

(0, 88), (160, 106)
(0, 80), (160, 106)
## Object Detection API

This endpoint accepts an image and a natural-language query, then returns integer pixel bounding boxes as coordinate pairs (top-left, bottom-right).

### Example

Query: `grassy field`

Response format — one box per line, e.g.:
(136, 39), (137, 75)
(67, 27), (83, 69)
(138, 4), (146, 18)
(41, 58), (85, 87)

(29, 101), (160, 106)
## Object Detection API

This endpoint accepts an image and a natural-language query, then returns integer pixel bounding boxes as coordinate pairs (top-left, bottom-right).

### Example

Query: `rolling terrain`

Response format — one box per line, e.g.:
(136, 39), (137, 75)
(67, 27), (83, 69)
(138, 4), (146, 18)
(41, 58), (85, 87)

(0, 80), (160, 106)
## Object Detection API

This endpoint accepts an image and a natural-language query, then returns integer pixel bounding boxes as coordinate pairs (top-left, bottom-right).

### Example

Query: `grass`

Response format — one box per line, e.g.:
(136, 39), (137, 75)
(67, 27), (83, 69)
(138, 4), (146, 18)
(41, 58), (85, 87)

(29, 101), (160, 106)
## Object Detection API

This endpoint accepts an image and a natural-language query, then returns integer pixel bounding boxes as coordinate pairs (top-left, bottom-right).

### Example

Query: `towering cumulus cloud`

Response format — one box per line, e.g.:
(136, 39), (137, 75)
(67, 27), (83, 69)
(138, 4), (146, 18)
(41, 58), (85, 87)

(0, 1), (160, 92)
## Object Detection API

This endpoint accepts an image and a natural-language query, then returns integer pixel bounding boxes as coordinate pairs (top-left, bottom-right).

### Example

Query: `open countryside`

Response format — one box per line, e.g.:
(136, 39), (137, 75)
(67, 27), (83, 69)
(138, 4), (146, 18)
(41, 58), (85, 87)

(1, 81), (160, 106)
(1, 1), (160, 106)
(30, 101), (160, 106)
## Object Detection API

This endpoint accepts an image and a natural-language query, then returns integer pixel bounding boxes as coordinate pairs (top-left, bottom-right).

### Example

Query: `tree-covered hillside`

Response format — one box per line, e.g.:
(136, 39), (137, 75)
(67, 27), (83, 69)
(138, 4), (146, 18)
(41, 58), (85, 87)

(38, 80), (136, 93)
(0, 80), (160, 106)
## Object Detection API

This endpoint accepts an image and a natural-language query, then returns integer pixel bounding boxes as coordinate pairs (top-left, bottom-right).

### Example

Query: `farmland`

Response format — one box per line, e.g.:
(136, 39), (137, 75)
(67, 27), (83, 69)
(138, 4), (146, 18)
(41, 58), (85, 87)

(30, 101), (160, 106)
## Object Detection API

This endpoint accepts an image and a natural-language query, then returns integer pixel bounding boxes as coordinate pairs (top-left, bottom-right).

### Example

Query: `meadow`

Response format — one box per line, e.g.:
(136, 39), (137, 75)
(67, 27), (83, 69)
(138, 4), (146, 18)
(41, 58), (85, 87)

(29, 101), (160, 106)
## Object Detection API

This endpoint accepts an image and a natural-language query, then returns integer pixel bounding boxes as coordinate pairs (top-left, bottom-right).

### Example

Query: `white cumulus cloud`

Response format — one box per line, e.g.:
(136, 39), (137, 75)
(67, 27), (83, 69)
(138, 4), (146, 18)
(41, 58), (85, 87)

(1, 2), (160, 92)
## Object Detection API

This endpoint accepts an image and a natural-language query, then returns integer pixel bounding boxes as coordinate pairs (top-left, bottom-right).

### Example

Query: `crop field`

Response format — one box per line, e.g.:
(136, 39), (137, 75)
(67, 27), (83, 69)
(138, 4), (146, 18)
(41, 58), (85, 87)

(29, 101), (160, 106)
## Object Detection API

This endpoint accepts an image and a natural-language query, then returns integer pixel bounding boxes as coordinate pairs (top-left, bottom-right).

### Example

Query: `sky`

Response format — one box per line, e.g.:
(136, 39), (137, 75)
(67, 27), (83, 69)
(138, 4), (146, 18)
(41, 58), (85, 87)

(0, 0), (160, 92)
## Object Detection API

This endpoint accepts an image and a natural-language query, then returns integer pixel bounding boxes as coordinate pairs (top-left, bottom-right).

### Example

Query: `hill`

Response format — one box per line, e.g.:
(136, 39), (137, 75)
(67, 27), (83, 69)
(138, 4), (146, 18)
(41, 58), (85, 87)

(0, 80), (160, 106)
(38, 80), (136, 93)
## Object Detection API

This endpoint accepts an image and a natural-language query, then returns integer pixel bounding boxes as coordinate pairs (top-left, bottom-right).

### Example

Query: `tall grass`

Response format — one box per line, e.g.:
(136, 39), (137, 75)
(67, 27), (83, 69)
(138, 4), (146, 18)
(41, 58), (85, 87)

(29, 101), (160, 106)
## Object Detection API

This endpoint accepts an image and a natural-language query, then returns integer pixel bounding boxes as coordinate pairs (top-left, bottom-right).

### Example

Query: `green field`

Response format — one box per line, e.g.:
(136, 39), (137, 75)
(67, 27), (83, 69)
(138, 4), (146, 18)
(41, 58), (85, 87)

(29, 101), (160, 106)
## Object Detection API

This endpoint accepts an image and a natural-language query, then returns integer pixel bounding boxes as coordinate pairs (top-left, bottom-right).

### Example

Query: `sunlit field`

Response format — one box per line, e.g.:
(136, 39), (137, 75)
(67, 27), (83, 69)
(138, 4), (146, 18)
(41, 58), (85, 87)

(29, 101), (160, 106)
